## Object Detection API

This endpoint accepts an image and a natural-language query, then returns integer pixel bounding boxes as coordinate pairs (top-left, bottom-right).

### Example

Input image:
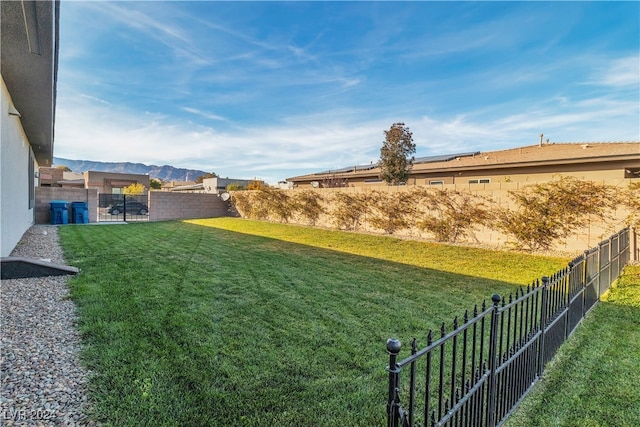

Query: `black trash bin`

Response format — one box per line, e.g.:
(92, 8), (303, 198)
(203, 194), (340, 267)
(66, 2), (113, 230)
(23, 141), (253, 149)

(71, 201), (89, 224)
(50, 200), (70, 225)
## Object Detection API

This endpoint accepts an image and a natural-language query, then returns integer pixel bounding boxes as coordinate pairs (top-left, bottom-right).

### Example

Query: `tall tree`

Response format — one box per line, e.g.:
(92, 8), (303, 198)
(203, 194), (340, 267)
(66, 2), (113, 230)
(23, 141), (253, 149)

(379, 122), (416, 185)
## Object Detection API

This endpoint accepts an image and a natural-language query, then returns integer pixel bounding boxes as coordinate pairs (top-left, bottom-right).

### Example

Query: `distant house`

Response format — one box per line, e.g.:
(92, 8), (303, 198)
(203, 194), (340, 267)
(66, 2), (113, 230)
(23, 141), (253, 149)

(39, 167), (85, 188)
(202, 177), (259, 193)
(160, 177), (265, 193)
(167, 182), (205, 193)
(83, 171), (150, 194)
(1, 1), (59, 257)
(286, 142), (640, 188)
(161, 180), (199, 192)
(39, 167), (65, 187)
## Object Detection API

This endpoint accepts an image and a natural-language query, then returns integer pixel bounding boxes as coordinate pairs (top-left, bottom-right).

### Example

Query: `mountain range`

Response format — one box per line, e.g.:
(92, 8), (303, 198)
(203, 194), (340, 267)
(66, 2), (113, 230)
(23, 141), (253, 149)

(53, 157), (208, 182)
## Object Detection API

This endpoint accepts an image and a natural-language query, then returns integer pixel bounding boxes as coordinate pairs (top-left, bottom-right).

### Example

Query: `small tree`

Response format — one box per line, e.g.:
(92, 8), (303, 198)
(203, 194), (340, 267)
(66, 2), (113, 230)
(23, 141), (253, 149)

(367, 190), (418, 234)
(330, 192), (370, 230)
(321, 174), (349, 188)
(226, 183), (246, 191)
(56, 165), (72, 172)
(149, 178), (162, 190)
(247, 187), (292, 223)
(123, 182), (146, 195)
(621, 182), (640, 227)
(379, 122), (416, 185)
(291, 190), (325, 226)
(230, 192), (249, 217)
(247, 180), (267, 190)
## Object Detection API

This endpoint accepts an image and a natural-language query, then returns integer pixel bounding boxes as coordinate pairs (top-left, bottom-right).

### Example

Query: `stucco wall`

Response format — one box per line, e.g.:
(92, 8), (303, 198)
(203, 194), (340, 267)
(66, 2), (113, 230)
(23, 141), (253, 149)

(1, 79), (35, 257)
(149, 191), (229, 221)
(35, 187), (99, 224)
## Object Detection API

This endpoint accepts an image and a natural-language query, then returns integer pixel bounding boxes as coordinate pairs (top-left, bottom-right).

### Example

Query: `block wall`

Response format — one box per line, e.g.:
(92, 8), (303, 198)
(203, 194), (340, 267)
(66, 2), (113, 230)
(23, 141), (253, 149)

(35, 187), (98, 224)
(149, 192), (229, 221)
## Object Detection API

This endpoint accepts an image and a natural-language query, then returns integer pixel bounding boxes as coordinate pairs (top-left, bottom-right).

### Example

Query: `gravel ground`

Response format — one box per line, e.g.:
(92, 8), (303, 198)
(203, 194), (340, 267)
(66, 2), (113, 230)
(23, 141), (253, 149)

(1, 225), (97, 426)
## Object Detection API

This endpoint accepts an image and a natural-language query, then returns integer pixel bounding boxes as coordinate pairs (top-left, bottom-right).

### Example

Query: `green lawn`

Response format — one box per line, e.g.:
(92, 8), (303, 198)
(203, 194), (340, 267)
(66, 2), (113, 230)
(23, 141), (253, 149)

(60, 218), (568, 426)
(504, 264), (640, 427)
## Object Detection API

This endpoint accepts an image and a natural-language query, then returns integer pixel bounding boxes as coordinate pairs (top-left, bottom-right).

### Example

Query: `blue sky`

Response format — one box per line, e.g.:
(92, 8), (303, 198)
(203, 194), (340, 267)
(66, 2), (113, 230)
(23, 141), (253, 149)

(55, 1), (639, 184)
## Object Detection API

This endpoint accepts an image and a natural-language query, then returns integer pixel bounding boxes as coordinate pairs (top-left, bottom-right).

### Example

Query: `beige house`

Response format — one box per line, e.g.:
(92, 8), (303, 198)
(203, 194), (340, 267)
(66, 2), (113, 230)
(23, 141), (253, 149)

(161, 180), (198, 191)
(39, 167), (85, 188)
(84, 171), (150, 194)
(287, 142), (640, 188)
(1, 1), (59, 256)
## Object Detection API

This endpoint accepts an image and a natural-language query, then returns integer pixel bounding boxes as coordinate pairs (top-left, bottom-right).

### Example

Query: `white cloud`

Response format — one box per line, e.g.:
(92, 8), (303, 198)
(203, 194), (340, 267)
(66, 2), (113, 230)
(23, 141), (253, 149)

(54, 95), (385, 183)
(181, 107), (227, 122)
(587, 56), (640, 88)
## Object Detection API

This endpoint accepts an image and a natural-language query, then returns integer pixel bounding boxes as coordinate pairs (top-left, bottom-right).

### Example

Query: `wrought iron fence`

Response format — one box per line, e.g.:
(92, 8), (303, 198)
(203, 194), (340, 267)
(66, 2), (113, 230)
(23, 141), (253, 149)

(98, 193), (150, 222)
(386, 227), (631, 427)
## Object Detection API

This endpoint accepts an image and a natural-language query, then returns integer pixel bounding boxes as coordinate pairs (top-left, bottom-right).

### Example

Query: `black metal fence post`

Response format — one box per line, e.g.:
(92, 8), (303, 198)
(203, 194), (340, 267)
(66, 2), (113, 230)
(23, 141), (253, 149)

(387, 338), (402, 427)
(485, 293), (502, 427)
(537, 276), (549, 377)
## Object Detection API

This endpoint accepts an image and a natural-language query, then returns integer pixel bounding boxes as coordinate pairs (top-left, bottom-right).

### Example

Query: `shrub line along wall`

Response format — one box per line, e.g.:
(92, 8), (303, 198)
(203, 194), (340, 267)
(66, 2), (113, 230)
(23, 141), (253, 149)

(230, 182), (637, 255)
(34, 189), (230, 224)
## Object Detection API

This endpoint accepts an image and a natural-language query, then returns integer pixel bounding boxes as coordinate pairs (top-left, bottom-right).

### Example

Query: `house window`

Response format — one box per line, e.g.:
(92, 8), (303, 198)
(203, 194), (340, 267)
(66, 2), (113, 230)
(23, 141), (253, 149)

(625, 168), (640, 178)
(468, 179), (490, 184)
(364, 179), (383, 184)
(28, 153), (35, 208)
(429, 180), (444, 185)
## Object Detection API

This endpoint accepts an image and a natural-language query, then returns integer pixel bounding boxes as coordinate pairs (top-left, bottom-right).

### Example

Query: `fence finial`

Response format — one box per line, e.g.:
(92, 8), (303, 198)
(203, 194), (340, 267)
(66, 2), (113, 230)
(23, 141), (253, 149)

(386, 338), (401, 355)
(491, 294), (501, 306)
(542, 276), (549, 286)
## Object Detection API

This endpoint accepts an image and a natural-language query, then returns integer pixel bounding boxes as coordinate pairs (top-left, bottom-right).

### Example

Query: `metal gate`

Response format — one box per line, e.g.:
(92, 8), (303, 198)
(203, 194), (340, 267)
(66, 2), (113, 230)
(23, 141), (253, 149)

(98, 194), (149, 222)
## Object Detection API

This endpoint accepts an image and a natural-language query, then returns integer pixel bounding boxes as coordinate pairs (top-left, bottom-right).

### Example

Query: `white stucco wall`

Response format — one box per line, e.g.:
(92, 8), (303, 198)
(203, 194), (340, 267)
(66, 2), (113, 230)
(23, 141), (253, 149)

(1, 77), (36, 257)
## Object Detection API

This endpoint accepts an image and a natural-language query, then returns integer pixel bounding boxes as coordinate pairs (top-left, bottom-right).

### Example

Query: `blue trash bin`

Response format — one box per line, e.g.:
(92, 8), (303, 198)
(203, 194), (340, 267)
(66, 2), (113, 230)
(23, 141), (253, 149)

(71, 201), (89, 224)
(50, 200), (70, 225)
